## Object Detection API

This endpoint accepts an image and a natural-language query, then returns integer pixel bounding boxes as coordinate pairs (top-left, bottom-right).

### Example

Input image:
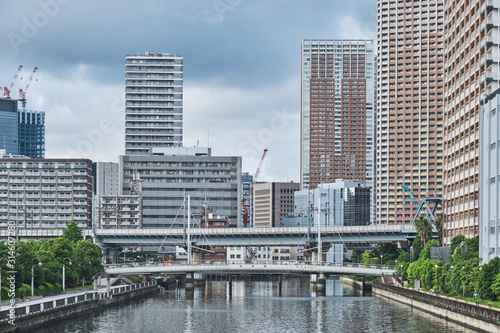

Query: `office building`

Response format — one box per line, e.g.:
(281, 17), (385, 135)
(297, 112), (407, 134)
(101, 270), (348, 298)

(18, 109), (45, 158)
(300, 39), (375, 222)
(93, 162), (120, 196)
(0, 158), (93, 229)
(125, 52), (183, 155)
(443, 0), (500, 244)
(479, 89), (500, 263)
(0, 98), (18, 155)
(376, 0), (444, 225)
(119, 147), (241, 228)
(253, 182), (300, 228)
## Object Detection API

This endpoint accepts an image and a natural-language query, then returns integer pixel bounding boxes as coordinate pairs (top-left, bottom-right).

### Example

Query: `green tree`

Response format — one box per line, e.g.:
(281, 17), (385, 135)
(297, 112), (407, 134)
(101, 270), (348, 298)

(63, 221), (83, 244)
(414, 215), (433, 248)
(464, 236), (479, 253)
(434, 213), (444, 246)
(478, 257), (500, 300)
(74, 240), (103, 282)
(38, 238), (77, 287)
(491, 272), (500, 301)
(412, 235), (422, 261)
(450, 235), (466, 257)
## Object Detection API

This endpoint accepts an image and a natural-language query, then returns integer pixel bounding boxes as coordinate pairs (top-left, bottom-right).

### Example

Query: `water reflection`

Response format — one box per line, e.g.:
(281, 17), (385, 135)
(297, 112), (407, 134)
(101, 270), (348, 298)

(37, 276), (474, 333)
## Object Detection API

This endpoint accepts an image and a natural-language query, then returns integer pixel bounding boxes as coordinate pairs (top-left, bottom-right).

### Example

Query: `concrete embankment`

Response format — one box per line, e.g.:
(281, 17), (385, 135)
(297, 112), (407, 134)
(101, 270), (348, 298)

(0, 281), (157, 333)
(339, 277), (372, 292)
(373, 282), (500, 333)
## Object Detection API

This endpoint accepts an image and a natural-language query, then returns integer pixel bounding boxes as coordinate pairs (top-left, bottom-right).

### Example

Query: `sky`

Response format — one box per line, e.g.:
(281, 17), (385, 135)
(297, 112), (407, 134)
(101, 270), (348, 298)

(0, 0), (377, 182)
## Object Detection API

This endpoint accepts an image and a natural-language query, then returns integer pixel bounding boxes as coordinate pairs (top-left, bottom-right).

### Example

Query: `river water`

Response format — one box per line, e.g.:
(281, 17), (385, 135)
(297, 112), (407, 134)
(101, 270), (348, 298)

(39, 277), (476, 333)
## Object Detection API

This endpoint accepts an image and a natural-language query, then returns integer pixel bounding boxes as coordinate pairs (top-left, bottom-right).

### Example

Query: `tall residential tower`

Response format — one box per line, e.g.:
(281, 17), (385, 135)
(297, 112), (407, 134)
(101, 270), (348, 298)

(443, 0), (500, 244)
(125, 52), (183, 155)
(300, 39), (375, 223)
(376, 0), (444, 225)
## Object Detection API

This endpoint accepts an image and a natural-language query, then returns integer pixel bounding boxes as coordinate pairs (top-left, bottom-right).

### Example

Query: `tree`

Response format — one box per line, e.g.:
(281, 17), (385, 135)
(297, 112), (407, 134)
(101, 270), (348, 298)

(478, 257), (500, 300)
(412, 235), (422, 261)
(74, 240), (103, 282)
(414, 215), (433, 248)
(450, 235), (466, 256)
(38, 237), (77, 287)
(434, 213), (444, 246)
(63, 221), (83, 244)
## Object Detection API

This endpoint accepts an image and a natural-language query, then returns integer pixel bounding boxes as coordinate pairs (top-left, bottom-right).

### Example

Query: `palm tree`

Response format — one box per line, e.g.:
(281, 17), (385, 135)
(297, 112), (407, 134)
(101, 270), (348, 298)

(414, 215), (432, 248)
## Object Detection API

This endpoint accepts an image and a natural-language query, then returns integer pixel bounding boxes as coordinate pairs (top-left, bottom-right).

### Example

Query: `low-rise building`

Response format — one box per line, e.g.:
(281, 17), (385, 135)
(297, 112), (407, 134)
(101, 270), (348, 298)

(97, 194), (142, 229)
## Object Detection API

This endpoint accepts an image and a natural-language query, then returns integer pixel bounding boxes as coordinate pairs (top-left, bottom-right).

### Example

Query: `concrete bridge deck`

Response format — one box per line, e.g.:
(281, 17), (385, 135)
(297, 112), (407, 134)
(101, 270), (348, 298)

(105, 262), (396, 277)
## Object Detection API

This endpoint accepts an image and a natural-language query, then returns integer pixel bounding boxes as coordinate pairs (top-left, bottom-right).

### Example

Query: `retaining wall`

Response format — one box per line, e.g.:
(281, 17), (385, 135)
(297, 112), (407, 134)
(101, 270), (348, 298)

(0, 281), (157, 333)
(373, 282), (500, 333)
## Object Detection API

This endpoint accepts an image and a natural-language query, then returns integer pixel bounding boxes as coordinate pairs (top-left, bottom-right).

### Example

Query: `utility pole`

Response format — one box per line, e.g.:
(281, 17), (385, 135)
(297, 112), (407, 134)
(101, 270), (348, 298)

(187, 194), (191, 265)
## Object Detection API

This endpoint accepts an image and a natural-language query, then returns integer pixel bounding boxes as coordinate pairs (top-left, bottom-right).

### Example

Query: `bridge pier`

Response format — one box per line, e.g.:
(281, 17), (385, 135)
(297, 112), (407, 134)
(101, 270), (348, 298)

(278, 274), (283, 296)
(316, 274), (325, 294)
(227, 274), (232, 298)
(185, 273), (194, 292)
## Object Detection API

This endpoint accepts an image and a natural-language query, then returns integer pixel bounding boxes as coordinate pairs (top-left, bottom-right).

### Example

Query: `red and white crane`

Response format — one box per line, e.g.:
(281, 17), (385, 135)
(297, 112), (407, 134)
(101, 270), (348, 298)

(242, 148), (268, 226)
(18, 67), (38, 109)
(2, 65), (23, 99)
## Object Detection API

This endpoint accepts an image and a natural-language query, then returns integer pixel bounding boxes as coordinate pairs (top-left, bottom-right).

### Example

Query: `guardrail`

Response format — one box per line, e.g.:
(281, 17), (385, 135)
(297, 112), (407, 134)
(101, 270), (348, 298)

(106, 260), (395, 270)
(373, 282), (500, 323)
(0, 281), (156, 322)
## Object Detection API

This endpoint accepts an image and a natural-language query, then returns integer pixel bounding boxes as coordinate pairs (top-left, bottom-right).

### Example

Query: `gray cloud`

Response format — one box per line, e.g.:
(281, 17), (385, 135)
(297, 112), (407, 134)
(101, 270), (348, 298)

(0, 0), (376, 182)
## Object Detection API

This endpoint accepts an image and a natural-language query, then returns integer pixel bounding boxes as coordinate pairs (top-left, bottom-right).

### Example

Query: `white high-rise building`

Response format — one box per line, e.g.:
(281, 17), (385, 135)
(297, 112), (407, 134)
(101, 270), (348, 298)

(125, 52), (183, 155)
(479, 89), (500, 263)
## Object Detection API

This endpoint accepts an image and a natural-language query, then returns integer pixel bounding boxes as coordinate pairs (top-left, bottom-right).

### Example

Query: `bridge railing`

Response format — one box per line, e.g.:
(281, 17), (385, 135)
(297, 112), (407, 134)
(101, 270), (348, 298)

(105, 260), (395, 271)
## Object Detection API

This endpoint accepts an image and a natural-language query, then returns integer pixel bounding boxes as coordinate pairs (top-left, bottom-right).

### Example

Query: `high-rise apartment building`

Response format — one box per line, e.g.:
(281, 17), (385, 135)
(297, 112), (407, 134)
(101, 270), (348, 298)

(93, 162), (119, 196)
(125, 52), (183, 155)
(300, 39), (376, 222)
(376, 0), (444, 225)
(18, 109), (45, 158)
(443, 0), (500, 244)
(0, 98), (18, 155)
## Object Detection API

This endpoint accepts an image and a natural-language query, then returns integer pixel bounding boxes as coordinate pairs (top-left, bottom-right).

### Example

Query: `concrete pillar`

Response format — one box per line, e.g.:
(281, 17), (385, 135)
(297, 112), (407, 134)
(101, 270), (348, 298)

(310, 274), (317, 289)
(185, 273), (194, 292)
(310, 251), (318, 265)
(278, 275), (283, 296)
(191, 250), (204, 264)
(106, 276), (111, 292)
(228, 274), (232, 299)
(316, 274), (325, 294)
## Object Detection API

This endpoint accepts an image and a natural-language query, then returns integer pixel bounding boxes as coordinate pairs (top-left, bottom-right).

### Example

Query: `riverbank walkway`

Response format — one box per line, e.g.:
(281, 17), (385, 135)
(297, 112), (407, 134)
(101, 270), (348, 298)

(0, 281), (157, 321)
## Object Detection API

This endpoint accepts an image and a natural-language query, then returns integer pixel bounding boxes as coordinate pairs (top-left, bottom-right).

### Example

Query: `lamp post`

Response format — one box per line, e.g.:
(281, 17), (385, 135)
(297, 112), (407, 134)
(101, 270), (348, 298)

(400, 264), (403, 277)
(62, 257), (71, 292)
(380, 255), (383, 266)
(31, 257), (42, 297)
(0, 257), (7, 307)
(395, 260), (398, 274)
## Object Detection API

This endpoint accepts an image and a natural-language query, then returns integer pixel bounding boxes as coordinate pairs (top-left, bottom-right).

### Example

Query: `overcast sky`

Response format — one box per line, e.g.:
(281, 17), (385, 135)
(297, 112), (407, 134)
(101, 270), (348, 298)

(0, 0), (377, 182)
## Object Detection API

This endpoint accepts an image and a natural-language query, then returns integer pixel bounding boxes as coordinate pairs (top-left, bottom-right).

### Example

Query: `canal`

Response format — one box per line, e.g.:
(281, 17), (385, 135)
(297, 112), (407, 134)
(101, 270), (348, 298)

(38, 277), (475, 332)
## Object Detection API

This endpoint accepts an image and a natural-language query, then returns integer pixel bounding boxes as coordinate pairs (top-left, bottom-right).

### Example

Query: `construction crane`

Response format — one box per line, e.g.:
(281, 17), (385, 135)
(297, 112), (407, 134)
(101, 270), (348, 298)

(18, 67), (38, 110)
(241, 148), (268, 226)
(401, 185), (442, 225)
(2, 65), (23, 99)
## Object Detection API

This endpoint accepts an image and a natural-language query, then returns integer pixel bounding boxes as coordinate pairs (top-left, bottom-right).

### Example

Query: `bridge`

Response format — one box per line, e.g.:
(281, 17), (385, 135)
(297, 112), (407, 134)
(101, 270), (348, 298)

(105, 262), (396, 277)
(93, 224), (422, 248)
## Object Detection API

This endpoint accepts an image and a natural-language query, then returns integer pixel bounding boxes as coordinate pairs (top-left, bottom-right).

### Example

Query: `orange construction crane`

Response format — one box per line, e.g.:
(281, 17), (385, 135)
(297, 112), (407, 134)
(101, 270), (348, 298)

(3, 65), (23, 99)
(18, 67), (38, 109)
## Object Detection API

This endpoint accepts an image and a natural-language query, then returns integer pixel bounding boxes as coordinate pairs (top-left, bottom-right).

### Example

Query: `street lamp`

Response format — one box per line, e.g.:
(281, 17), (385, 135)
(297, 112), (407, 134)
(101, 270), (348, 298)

(380, 255), (383, 266)
(0, 257), (7, 307)
(31, 257), (42, 297)
(62, 257), (72, 292)
(400, 264), (403, 277)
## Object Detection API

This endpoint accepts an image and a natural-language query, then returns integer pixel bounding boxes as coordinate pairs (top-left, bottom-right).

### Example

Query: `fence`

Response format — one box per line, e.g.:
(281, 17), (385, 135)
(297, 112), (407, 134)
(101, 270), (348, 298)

(0, 281), (156, 322)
